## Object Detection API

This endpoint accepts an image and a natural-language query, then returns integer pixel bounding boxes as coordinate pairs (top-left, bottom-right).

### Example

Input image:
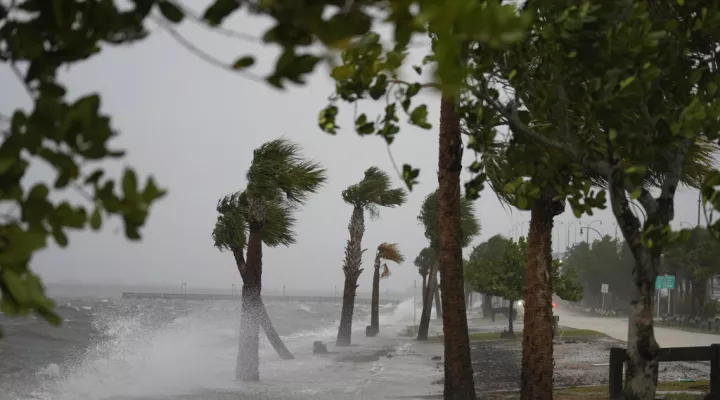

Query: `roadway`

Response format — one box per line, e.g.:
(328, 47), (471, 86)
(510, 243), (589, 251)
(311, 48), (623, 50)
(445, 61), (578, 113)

(555, 305), (720, 347)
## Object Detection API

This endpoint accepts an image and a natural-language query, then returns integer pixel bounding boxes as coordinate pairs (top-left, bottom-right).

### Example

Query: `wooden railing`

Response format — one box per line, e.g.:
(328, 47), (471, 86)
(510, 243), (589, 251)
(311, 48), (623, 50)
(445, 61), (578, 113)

(608, 344), (720, 399)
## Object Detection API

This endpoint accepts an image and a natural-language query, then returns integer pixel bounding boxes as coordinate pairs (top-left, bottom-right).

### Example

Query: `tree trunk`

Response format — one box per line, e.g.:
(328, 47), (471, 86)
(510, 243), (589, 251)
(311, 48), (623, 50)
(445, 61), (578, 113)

(233, 249), (294, 361)
(421, 274), (428, 310)
(236, 223), (263, 381)
(337, 206), (365, 347)
(437, 94), (476, 400)
(483, 294), (492, 318)
(370, 255), (381, 335)
(508, 302), (514, 335)
(417, 260), (438, 340)
(623, 248), (660, 399)
(520, 194), (563, 400)
(434, 278), (443, 319)
(258, 301), (294, 360)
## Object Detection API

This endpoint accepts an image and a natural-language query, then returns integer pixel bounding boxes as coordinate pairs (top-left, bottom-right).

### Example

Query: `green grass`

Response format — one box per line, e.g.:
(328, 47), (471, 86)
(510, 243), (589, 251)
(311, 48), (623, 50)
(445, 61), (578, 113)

(425, 328), (605, 343)
(481, 381), (709, 399)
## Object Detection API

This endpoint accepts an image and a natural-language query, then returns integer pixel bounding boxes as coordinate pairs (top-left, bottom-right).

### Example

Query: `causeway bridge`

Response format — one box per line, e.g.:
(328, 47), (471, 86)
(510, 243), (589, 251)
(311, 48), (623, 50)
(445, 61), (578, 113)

(121, 292), (401, 306)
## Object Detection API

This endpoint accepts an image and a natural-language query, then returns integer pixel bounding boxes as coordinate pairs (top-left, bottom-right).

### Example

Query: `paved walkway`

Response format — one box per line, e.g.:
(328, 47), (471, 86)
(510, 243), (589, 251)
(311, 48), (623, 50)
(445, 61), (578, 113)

(555, 307), (720, 347)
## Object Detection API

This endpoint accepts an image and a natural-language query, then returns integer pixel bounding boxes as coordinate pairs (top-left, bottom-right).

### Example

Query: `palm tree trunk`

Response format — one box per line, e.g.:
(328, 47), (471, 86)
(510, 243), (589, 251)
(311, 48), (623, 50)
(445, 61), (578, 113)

(417, 260), (438, 340)
(434, 280), (443, 319)
(482, 294), (492, 318)
(520, 194), (563, 400)
(258, 302), (294, 360)
(337, 206), (365, 347)
(233, 249), (294, 361)
(370, 255), (381, 336)
(421, 275), (428, 309)
(237, 223), (263, 381)
(437, 94), (476, 400)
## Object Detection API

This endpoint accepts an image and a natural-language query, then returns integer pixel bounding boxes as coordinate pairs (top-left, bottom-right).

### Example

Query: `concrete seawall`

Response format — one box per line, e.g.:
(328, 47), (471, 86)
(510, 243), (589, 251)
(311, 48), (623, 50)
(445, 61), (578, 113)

(121, 292), (401, 306)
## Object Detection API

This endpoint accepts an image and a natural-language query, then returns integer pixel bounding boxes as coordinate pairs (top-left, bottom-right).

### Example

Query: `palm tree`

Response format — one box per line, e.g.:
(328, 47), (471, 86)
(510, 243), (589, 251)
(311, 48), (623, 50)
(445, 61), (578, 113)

(416, 189), (480, 341)
(414, 247), (435, 310)
(369, 242), (404, 336)
(336, 166), (407, 347)
(216, 138), (326, 381)
(212, 193), (296, 361)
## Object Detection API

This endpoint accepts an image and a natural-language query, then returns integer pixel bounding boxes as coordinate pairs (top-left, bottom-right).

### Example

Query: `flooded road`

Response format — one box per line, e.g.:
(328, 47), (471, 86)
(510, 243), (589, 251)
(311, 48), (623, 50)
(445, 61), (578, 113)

(555, 305), (720, 347)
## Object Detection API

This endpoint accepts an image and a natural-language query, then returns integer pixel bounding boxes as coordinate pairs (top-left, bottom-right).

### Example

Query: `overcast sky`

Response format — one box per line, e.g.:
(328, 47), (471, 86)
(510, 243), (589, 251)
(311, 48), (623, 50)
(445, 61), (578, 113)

(0, 3), (708, 295)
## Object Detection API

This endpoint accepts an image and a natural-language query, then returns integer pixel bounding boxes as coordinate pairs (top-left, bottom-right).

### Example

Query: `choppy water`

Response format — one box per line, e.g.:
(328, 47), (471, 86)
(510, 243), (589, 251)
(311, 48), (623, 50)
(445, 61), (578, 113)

(0, 296), (439, 400)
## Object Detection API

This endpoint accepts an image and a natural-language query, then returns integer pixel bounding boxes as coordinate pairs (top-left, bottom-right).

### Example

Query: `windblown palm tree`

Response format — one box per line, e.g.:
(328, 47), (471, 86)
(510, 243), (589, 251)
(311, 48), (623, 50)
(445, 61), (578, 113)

(212, 192), (295, 362)
(416, 189), (480, 341)
(369, 242), (404, 336)
(414, 247), (436, 310)
(336, 167), (407, 346)
(213, 138), (326, 381)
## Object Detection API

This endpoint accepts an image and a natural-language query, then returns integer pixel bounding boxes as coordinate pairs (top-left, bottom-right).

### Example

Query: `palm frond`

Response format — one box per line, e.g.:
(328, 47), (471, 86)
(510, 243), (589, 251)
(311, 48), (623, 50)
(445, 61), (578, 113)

(212, 190), (297, 252)
(246, 138), (327, 206)
(377, 242), (404, 264)
(342, 166), (408, 210)
(418, 190), (481, 248)
(380, 263), (391, 279)
(414, 246), (436, 276)
(261, 200), (297, 247)
(212, 192), (248, 251)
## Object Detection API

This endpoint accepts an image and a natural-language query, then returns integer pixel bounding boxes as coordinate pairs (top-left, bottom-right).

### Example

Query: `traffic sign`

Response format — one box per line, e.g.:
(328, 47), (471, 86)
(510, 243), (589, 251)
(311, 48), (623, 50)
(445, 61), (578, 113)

(601, 284), (609, 294)
(655, 275), (676, 290)
(665, 275), (675, 289)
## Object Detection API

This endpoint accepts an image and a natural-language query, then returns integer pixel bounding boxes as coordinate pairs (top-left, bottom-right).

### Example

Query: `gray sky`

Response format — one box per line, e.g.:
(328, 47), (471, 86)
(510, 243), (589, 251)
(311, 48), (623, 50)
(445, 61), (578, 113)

(1, 4), (708, 295)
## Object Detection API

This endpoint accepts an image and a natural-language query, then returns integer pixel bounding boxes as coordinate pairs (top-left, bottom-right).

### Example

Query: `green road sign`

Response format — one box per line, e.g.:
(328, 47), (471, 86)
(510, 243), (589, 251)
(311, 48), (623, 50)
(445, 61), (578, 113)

(665, 275), (675, 289)
(655, 275), (676, 290)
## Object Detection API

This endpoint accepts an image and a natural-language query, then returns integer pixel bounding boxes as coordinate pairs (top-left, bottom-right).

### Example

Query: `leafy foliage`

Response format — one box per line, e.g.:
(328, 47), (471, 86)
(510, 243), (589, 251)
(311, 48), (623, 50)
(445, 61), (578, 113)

(413, 247), (436, 279)
(466, 235), (525, 302)
(417, 189), (480, 249)
(212, 192), (297, 252)
(245, 139), (326, 208)
(467, 235), (584, 303)
(562, 236), (633, 308)
(376, 242), (404, 279)
(0, 0), (169, 335)
(212, 138), (326, 256)
(342, 167), (407, 219)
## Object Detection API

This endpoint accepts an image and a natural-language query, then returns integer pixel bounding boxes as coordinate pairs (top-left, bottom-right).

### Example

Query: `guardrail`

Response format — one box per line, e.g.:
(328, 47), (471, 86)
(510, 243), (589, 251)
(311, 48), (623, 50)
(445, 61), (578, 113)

(608, 344), (720, 399)
(659, 315), (720, 333)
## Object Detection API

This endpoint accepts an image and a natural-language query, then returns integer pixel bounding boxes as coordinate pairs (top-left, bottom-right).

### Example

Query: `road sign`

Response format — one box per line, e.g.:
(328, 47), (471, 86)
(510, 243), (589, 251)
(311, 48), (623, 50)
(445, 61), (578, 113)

(601, 284), (609, 294)
(665, 275), (675, 289)
(655, 275), (676, 290)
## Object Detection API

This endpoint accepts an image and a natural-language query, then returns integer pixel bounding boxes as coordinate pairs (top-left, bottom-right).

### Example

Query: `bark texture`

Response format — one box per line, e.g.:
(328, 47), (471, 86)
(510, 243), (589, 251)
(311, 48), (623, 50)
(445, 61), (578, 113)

(421, 275), (428, 309)
(370, 254), (381, 335)
(434, 278), (443, 319)
(520, 193), (563, 400)
(417, 259), (438, 340)
(337, 206), (365, 346)
(438, 94), (476, 400)
(508, 302), (514, 335)
(236, 223), (263, 381)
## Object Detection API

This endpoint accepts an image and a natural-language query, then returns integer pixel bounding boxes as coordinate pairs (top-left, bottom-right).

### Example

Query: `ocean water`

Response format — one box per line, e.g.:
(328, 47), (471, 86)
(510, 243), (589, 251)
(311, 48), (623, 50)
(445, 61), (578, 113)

(0, 296), (441, 400)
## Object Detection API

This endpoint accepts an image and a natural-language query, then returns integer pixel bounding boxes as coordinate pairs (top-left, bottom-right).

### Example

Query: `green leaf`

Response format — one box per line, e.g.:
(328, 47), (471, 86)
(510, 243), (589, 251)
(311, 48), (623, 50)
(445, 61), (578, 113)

(90, 207), (102, 230)
(202, 0), (240, 25)
(0, 156), (16, 176)
(158, 0), (185, 23)
(619, 76), (635, 91)
(330, 64), (355, 81)
(3, 269), (30, 305)
(27, 183), (49, 200)
(142, 177), (166, 203)
(232, 56), (255, 70)
(52, 227), (68, 247)
(122, 169), (138, 199)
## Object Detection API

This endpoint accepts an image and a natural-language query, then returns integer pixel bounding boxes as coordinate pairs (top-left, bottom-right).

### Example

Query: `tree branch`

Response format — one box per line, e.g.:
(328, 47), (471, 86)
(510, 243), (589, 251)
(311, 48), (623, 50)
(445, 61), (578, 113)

(480, 92), (612, 176)
(151, 15), (264, 83)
